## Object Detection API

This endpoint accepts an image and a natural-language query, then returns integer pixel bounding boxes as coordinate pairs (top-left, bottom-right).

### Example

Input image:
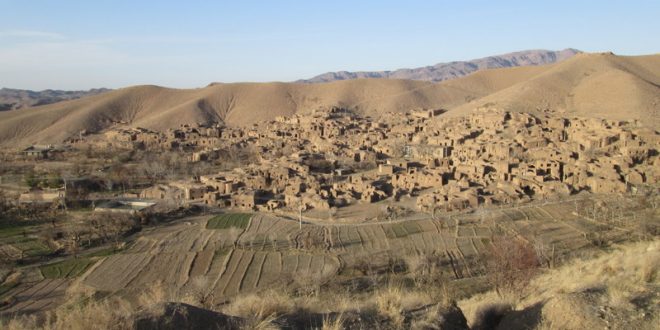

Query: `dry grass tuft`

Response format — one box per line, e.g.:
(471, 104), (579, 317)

(372, 283), (433, 327)
(375, 285), (406, 327)
(527, 239), (659, 303)
(224, 289), (294, 320)
(321, 313), (345, 330)
(1, 316), (39, 330)
(239, 313), (280, 330)
(136, 280), (180, 309)
(51, 297), (133, 330)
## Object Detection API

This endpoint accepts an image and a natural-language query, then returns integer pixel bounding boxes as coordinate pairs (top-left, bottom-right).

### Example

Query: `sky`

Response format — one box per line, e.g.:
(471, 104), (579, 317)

(1, 1), (659, 90)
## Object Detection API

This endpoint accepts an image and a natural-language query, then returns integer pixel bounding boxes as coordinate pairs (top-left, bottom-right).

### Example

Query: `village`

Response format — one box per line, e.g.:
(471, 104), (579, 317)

(13, 106), (653, 221)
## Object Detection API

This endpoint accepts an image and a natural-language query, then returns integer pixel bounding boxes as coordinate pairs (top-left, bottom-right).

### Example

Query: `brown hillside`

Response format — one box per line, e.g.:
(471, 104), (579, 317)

(0, 52), (657, 147)
(0, 76), (534, 146)
(449, 53), (660, 126)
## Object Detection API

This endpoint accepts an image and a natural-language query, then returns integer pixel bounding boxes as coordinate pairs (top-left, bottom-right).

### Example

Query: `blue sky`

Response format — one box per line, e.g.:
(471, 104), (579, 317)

(1, 1), (658, 90)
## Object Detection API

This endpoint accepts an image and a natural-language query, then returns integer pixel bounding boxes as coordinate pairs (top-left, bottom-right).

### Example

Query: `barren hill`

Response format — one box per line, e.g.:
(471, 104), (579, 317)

(0, 76), (534, 146)
(449, 52), (660, 124)
(299, 49), (581, 83)
(0, 52), (657, 147)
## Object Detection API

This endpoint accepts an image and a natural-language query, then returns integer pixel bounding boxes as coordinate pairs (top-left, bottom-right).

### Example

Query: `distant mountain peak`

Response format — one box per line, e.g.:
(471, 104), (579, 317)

(298, 49), (582, 83)
(0, 87), (112, 111)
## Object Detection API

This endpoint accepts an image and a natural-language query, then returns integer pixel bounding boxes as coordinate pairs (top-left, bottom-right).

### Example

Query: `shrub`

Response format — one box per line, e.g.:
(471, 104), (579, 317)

(485, 236), (540, 298)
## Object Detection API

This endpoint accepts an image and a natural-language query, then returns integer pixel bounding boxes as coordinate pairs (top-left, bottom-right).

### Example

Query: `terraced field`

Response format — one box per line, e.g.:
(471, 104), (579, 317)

(207, 213), (251, 230)
(2, 197), (643, 317)
(40, 258), (96, 279)
(79, 214), (340, 301)
(0, 278), (70, 316)
(72, 200), (642, 304)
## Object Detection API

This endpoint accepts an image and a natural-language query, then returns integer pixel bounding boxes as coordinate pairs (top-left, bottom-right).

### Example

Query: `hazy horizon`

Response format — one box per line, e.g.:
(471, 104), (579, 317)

(1, 0), (659, 90)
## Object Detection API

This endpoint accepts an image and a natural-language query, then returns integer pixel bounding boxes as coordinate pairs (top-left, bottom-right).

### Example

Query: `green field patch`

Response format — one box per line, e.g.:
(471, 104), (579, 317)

(40, 258), (96, 279)
(12, 239), (52, 257)
(206, 213), (251, 230)
(0, 222), (37, 240)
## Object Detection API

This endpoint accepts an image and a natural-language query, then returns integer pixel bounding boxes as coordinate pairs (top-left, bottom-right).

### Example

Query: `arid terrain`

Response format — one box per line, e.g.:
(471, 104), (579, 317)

(0, 52), (657, 146)
(0, 49), (658, 329)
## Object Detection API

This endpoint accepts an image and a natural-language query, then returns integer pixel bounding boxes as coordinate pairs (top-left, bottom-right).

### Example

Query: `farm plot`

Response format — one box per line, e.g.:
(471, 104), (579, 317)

(81, 215), (339, 300)
(208, 249), (339, 299)
(76, 198), (645, 306)
(83, 253), (154, 291)
(126, 252), (197, 290)
(0, 279), (69, 316)
(41, 258), (96, 279)
(238, 214), (322, 251)
(207, 213), (251, 230)
(0, 222), (53, 262)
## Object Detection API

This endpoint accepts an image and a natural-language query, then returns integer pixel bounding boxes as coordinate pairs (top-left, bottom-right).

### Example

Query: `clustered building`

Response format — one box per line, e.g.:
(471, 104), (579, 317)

(71, 107), (659, 214)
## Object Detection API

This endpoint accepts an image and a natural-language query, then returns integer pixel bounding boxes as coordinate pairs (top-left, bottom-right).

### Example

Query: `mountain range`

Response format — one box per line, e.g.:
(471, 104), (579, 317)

(1, 49), (580, 112)
(0, 88), (111, 111)
(298, 49), (581, 83)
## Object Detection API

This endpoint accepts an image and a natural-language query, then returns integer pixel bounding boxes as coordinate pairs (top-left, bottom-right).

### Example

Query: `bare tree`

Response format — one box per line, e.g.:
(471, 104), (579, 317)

(89, 213), (137, 249)
(485, 236), (540, 298)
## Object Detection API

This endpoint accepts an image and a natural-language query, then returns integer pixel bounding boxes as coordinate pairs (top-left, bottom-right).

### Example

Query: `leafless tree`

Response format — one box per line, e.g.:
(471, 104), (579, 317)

(138, 157), (170, 183)
(89, 213), (137, 248)
(485, 236), (540, 298)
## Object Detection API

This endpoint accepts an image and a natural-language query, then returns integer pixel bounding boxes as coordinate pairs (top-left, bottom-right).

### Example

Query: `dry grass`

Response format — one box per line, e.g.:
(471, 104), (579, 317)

(136, 280), (183, 309)
(1, 315), (39, 330)
(1, 296), (133, 330)
(372, 283), (434, 327)
(527, 239), (659, 302)
(238, 313), (280, 330)
(375, 285), (406, 327)
(321, 313), (345, 330)
(460, 238), (660, 329)
(223, 289), (294, 320)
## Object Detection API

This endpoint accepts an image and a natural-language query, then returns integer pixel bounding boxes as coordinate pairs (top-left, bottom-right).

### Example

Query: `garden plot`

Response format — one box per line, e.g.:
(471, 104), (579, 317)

(41, 258), (96, 279)
(207, 213), (251, 230)
(207, 249), (339, 299)
(0, 279), (69, 316)
(82, 253), (154, 291)
(127, 252), (196, 290)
